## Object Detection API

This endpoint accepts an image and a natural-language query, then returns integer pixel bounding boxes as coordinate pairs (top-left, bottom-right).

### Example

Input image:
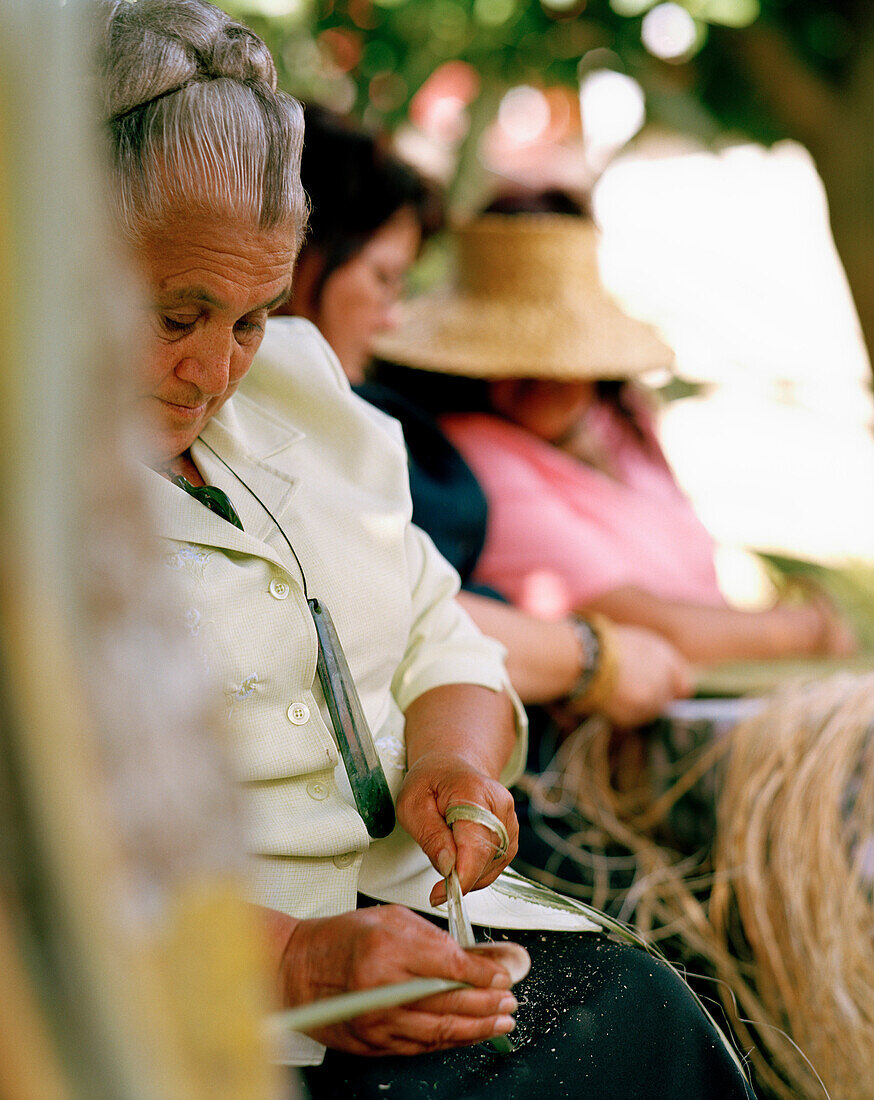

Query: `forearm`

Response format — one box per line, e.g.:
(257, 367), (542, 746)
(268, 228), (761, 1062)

(457, 591), (581, 704)
(255, 904), (301, 1006)
(403, 681), (517, 780)
(583, 585), (822, 664)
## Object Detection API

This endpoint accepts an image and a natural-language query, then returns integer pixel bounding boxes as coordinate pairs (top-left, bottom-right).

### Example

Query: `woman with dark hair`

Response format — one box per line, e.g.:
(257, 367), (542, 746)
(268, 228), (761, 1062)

(279, 105), (440, 382)
(282, 108), (690, 730)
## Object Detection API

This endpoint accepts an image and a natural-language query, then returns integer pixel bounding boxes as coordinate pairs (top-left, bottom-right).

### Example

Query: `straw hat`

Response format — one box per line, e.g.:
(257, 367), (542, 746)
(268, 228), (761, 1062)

(371, 214), (673, 380)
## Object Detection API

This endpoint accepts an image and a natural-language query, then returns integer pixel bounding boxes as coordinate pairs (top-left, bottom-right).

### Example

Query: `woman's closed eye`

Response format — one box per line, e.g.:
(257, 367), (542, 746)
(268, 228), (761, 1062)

(155, 311), (266, 345)
(371, 266), (405, 298)
(159, 313), (197, 336)
(233, 313), (266, 344)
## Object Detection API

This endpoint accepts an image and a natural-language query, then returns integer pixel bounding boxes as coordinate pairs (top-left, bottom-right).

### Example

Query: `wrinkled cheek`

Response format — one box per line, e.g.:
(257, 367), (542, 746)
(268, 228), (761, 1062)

(139, 348), (175, 400)
(229, 353), (256, 390)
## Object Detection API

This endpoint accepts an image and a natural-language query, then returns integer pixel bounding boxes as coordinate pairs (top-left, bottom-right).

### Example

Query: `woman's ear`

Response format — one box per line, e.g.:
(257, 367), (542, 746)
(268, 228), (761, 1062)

(277, 246), (325, 321)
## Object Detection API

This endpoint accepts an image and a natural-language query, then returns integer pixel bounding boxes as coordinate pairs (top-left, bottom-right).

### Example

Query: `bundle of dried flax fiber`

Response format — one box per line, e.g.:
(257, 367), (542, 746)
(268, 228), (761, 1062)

(517, 712), (731, 924)
(519, 673), (874, 1099)
(707, 671), (874, 1100)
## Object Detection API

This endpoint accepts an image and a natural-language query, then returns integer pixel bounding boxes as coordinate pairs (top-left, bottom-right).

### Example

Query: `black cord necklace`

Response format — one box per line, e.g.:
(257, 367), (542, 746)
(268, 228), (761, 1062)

(177, 441), (395, 839)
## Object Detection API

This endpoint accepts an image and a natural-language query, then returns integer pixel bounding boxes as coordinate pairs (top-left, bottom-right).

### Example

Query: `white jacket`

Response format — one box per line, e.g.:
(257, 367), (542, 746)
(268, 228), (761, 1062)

(141, 318), (597, 1064)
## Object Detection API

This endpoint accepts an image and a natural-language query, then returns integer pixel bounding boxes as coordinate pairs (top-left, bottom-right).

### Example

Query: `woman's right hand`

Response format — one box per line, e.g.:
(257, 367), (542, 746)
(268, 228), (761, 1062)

(593, 624), (691, 727)
(276, 904), (517, 1056)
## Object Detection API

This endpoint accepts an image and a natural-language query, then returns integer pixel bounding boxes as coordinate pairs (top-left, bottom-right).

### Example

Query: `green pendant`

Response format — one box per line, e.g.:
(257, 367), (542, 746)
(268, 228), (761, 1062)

(309, 598), (396, 839)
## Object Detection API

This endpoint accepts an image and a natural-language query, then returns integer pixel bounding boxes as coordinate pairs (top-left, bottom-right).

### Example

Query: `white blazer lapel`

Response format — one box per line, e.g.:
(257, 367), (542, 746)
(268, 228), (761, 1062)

(143, 393), (309, 585)
(197, 397), (303, 530)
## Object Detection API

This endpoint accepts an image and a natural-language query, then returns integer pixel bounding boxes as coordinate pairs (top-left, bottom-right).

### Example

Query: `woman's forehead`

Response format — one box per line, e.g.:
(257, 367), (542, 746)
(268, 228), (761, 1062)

(142, 219), (296, 306)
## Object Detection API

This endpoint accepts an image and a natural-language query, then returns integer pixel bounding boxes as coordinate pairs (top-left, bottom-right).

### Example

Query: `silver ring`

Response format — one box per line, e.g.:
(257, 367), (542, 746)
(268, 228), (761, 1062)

(445, 802), (510, 860)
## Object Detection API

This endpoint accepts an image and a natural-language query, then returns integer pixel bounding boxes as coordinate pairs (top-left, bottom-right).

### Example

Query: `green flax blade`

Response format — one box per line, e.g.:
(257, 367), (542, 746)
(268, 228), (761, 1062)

(269, 977), (465, 1034)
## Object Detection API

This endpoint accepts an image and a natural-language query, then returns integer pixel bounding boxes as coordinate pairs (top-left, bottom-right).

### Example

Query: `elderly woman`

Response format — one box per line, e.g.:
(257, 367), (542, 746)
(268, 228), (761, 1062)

(100, 2), (753, 1097)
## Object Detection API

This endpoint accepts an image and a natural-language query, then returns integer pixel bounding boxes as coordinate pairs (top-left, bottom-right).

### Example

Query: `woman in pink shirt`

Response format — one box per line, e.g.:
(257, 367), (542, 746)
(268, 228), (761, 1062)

(443, 384), (724, 613)
(374, 213), (854, 665)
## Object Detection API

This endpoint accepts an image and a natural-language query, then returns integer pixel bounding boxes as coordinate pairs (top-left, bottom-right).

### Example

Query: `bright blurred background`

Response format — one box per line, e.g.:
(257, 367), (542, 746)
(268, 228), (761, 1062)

(221, 0), (874, 601)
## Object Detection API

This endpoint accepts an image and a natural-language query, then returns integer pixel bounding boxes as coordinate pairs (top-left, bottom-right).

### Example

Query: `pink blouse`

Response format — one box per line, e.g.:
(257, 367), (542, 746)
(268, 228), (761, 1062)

(441, 404), (724, 619)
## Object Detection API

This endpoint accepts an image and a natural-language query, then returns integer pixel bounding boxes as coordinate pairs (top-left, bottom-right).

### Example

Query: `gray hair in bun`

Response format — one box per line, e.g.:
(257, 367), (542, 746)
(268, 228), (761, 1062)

(100, 0), (306, 245)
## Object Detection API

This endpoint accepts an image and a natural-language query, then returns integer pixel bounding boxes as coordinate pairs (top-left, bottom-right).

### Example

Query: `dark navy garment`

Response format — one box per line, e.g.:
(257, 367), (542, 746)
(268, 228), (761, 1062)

(304, 919), (756, 1100)
(356, 380), (490, 588)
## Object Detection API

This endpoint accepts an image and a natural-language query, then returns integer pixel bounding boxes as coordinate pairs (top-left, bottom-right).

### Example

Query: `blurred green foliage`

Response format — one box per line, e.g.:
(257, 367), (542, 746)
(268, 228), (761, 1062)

(223, 0), (870, 144)
(759, 552), (874, 653)
(222, 0), (874, 362)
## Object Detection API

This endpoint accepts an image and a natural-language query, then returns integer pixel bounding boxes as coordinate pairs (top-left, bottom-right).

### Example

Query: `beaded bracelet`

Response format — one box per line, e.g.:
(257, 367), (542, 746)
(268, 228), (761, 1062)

(566, 615), (600, 698)
(566, 612), (619, 714)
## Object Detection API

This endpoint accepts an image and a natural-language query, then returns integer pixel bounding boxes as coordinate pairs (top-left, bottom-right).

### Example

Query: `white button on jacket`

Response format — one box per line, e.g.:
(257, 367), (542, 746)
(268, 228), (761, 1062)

(269, 577), (289, 599)
(287, 702), (310, 725)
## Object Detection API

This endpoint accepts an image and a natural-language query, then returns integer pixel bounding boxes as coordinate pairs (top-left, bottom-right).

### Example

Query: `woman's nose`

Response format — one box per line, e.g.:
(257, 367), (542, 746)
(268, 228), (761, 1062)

(176, 332), (234, 395)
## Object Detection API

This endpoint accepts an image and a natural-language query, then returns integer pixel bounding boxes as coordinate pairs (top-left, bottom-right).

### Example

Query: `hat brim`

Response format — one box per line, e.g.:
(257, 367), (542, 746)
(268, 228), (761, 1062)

(371, 288), (674, 380)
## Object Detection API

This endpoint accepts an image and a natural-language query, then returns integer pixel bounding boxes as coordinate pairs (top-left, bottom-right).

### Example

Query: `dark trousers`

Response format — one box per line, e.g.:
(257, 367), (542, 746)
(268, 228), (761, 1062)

(302, 928), (755, 1100)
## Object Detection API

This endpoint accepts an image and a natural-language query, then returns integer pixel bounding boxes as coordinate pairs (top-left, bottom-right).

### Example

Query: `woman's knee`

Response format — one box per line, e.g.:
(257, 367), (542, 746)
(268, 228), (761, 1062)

(508, 933), (753, 1098)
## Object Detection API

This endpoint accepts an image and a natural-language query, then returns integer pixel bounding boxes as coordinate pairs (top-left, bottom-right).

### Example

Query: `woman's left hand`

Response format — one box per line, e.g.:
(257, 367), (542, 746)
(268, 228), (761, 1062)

(396, 751), (519, 908)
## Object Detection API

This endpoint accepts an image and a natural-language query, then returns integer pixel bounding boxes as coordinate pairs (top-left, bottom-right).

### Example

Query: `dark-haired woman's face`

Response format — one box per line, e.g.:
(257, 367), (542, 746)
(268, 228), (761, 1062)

(315, 207), (420, 383)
